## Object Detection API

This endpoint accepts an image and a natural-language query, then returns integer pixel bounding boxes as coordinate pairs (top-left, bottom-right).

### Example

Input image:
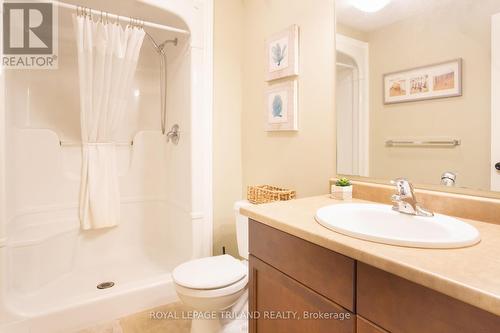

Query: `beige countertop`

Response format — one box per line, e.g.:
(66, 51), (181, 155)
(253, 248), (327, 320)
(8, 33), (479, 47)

(240, 195), (500, 316)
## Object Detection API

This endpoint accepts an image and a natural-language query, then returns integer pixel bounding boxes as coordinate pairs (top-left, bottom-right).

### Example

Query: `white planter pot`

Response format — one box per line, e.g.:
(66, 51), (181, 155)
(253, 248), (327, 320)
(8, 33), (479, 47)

(331, 185), (353, 201)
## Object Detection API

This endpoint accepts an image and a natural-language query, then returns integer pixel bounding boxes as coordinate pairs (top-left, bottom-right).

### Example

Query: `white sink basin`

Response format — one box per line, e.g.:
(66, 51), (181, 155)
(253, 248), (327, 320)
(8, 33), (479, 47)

(315, 203), (480, 249)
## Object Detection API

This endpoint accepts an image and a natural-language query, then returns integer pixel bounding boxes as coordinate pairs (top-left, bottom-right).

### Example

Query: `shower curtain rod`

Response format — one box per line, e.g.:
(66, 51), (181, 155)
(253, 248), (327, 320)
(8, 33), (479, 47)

(45, 0), (190, 35)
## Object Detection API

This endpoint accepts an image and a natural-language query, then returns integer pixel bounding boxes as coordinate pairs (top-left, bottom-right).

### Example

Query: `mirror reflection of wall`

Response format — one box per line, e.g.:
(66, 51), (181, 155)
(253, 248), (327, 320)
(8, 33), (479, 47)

(335, 0), (500, 192)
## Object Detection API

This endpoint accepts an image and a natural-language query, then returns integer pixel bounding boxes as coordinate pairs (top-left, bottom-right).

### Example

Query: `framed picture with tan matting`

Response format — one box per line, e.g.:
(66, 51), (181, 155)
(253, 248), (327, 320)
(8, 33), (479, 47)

(266, 25), (299, 81)
(384, 58), (462, 104)
(265, 80), (298, 131)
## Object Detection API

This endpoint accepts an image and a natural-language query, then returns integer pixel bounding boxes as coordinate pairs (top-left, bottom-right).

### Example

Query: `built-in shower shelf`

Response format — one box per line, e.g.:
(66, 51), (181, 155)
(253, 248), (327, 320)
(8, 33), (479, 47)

(7, 220), (79, 247)
(7, 219), (79, 295)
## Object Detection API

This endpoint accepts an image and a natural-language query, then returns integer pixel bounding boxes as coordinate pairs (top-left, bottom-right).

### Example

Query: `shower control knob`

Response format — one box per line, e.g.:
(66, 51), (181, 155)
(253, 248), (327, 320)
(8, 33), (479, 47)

(496, 162), (500, 171)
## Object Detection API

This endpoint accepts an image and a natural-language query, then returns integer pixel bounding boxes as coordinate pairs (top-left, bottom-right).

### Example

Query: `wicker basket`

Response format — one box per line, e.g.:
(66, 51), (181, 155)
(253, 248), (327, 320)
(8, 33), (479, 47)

(247, 185), (296, 204)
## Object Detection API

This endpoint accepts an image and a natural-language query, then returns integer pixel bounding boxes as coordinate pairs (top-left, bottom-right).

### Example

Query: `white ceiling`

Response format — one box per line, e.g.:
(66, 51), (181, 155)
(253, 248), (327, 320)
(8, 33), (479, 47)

(336, 0), (454, 32)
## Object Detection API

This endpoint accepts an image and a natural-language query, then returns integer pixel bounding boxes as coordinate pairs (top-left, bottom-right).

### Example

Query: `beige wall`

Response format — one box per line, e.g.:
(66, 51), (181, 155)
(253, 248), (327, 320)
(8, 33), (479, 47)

(213, 0), (336, 255)
(213, 0), (244, 256)
(241, 0), (336, 197)
(336, 23), (368, 42)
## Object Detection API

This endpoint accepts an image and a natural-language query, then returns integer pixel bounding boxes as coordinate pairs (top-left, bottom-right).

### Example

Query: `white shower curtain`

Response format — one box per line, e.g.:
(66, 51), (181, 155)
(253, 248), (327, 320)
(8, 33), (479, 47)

(73, 15), (145, 230)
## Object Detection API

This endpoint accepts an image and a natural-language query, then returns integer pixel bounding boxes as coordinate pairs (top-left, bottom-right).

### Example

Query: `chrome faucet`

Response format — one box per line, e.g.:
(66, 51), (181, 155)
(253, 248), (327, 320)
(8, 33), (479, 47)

(391, 178), (434, 217)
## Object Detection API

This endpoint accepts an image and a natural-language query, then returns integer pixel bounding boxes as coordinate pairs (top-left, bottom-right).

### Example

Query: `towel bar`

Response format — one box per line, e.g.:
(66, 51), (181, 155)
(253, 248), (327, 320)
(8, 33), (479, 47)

(59, 141), (134, 147)
(385, 139), (461, 147)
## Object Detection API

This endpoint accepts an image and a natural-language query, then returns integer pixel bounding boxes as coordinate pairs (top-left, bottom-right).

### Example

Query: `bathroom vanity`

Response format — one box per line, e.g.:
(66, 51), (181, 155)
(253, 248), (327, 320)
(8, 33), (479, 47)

(243, 196), (500, 333)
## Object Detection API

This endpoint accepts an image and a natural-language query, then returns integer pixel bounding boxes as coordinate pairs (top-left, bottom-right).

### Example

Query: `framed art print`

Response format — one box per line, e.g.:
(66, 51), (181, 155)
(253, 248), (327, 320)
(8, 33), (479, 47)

(265, 80), (298, 131)
(266, 25), (299, 81)
(383, 58), (462, 104)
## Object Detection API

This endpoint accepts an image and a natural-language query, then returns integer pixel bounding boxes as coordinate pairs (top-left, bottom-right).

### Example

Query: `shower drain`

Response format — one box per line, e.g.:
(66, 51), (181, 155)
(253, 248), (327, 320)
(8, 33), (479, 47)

(97, 281), (115, 290)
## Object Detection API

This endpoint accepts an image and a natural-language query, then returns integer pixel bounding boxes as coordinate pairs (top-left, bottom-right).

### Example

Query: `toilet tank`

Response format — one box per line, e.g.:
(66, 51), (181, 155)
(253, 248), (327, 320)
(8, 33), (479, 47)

(234, 200), (252, 260)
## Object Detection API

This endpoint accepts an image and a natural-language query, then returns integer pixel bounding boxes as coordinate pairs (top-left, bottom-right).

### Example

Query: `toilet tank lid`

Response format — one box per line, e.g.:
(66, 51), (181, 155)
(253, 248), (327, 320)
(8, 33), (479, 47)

(234, 200), (252, 211)
(173, 255), (247, 290)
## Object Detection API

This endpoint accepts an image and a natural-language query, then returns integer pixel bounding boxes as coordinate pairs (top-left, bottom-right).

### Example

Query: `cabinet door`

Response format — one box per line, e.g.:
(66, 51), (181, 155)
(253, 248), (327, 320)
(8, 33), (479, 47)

(249, 220), (355, 311)
(249, 255), (355, 333)
(356, 316), (388, 333)
(357, 263), (500, 333)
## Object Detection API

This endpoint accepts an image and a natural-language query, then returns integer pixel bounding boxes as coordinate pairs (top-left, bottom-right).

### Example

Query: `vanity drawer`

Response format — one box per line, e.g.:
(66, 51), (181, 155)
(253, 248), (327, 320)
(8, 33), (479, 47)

(249, 255), (355, 333)
(357, 263), (500, 333)
(249, 220), (355, 311)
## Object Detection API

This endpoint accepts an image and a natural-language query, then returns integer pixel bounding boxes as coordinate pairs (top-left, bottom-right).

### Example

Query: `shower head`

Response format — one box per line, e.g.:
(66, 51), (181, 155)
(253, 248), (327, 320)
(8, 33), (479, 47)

(145, 32), (178, 54)
(157, 38), (178, 51)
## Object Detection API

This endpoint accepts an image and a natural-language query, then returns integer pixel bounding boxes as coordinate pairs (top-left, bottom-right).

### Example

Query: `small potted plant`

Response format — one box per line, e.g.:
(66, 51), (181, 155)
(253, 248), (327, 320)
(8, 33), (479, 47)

(331, 178), (353, 200)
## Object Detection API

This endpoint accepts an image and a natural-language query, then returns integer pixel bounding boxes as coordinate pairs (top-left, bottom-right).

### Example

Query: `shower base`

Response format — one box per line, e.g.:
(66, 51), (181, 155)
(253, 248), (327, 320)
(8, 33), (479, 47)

(3, 257), (177, 333)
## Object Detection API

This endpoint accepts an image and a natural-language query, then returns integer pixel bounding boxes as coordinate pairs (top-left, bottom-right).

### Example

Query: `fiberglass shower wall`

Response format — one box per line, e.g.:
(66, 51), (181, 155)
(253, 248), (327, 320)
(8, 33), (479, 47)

(1, 10), (193, 314)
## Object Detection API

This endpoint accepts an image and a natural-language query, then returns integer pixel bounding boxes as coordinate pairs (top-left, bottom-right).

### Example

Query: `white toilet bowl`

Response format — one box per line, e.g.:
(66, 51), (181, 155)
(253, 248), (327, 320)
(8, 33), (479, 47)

(172, 200), (252, 333)
(173, 255), (248, 333)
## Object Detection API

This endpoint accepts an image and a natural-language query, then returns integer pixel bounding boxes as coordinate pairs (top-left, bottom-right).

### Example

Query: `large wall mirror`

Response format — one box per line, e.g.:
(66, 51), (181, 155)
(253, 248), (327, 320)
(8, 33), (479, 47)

(335, 0), (500, 195)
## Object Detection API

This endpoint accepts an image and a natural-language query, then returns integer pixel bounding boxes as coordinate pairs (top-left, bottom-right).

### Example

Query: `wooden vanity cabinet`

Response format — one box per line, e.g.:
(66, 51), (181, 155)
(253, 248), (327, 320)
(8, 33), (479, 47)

(249, 219), (500, 333)
(356, 316), (388, 333)
(249, 220), (356, 310)
(249, 255), (355, 333)
(249, 220), (356, 333)
(357, 263), (500, 333)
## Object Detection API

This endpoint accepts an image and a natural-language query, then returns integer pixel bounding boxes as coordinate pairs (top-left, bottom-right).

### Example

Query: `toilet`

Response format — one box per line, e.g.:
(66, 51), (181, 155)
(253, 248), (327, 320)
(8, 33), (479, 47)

(172, 201), (251, 333)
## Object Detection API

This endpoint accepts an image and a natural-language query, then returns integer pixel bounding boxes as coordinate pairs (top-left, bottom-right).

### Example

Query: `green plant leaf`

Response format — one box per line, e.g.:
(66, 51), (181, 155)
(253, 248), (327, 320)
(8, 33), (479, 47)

(335, 178), (351, 187)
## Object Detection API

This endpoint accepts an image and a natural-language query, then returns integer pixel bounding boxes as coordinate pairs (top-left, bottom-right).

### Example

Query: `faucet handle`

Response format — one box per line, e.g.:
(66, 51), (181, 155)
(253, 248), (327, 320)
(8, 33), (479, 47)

(391, 178), (414, 197)
(391, 177), (408, 185)
(390, 178), (433, 217)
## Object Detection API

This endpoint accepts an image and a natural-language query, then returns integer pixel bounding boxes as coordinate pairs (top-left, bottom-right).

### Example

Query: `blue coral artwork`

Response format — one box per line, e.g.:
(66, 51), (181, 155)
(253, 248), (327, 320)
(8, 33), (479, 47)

(268, 91), (288, 125)
(269, 37), (289, 72)
(272, 42), (287, 68)
(266, 80), (297, 131)
(272, 95), (283, 118)
(266, 25), (299, 81)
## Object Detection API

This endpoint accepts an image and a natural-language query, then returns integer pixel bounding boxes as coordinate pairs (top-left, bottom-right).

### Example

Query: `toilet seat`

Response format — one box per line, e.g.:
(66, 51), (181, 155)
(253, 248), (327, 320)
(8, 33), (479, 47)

(173, 254), (247, 289)
(174, 274), (248, 298)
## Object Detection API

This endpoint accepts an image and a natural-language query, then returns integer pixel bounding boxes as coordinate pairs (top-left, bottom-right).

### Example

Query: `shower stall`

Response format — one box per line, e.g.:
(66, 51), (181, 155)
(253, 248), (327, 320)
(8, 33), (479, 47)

(0, 0), (213, 332)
